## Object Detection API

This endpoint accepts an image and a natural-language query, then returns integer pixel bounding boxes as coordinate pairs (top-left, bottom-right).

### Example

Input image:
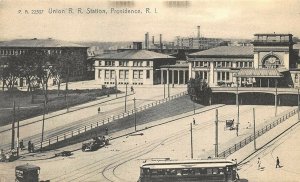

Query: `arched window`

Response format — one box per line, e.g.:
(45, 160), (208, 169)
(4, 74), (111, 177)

(262, 55), (281, 68)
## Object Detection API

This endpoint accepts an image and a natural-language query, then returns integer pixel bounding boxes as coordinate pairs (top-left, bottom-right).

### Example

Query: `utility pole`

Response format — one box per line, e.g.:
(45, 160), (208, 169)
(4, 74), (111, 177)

(168, 67), (170, 98)
(298, 88), (300, 122)
(164, 81), (166, 99)
(134, 97), (137, 131)
(115, 77), (118, 98)
(40, 100), (46, 150)
(17, 105), (20, 157)
(66, 65), (69, 112)
(190, 123), (193, 159)
(275, 80), (278, 116)
(11, 100), (16, 150)
(236, 77), (240, 136)
(253, 108), (256, 150)
(215, 109), (218, 158)
(125, 83), (127, 112)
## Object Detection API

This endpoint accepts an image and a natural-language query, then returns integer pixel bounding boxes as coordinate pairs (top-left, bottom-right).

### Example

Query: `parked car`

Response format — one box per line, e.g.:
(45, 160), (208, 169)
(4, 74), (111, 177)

(82, 136), (109, 152)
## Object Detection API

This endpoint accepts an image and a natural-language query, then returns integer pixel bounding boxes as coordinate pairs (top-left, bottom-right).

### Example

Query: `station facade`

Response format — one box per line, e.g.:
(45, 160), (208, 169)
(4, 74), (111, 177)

(188, 34), (300, 88)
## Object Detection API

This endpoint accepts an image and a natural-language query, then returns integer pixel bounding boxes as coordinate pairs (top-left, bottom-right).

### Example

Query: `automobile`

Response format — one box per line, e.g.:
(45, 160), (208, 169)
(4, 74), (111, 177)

(82, 135), (109, 152)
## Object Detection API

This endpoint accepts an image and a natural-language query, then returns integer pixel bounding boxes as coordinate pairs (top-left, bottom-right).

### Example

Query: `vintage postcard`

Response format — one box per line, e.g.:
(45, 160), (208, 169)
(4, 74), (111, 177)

(0, 0), (300, 181)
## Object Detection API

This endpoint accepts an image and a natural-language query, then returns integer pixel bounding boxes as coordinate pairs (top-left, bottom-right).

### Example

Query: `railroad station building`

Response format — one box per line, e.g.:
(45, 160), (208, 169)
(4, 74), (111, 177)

(93, 42), (177, 85)
(188, 33), (300, 88)
(0, 38), (89, 88)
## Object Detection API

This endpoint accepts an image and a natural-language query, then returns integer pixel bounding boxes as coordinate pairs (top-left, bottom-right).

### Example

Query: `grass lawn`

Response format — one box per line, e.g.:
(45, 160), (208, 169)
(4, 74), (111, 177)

(0, 87), (119, 127)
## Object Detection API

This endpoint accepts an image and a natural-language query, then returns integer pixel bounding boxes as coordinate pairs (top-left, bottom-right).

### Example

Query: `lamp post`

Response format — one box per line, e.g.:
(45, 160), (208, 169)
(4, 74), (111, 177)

(125, 83), (127, 112)
(236, 77), (240, 136)
(134, 97), (137, 131)
(40, 100), (46, 150)
(11, 100), (16, 150)
(253, 108), (256, 150)
(190, 123), (193, 159)
(215, 109), (219, 158)
(275, 80), (278, 116)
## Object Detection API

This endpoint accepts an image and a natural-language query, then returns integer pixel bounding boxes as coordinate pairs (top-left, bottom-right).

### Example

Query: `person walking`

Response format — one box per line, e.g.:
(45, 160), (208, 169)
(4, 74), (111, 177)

(31, 143), (35, 153)
(193, 118), (196, 125)
(105, 127), (108, 135)
(98, 107), (101, 114)
(257, 157), (261, 170)
(276, 156), (280, 168)
(19, 140), (24, 150)
(28, 141), (31, 153)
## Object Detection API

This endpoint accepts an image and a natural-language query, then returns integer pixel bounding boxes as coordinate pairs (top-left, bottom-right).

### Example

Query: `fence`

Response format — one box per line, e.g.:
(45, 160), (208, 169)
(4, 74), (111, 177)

(218, 108), (298, 158)
(34, 91), (188, 150)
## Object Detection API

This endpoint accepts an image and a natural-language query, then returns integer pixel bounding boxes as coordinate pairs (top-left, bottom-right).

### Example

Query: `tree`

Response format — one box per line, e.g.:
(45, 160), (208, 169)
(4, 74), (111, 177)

(1, 56), (22, 92)
(187, 78), (212, 105)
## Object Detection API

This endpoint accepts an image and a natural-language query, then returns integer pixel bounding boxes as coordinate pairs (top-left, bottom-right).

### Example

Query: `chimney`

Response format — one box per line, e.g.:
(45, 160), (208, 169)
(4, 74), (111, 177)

(133, 42), (142, 50)
(159, 34), (162, 50)
(197, 26), (200, 39)
(145, 32), (149, 49)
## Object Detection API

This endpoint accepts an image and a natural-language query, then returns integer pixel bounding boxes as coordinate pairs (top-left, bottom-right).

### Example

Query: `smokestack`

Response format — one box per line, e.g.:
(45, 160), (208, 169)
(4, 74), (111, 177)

(152, 36), (155, 44)
(159, 34), (162, 50)
(145, 32), (149, 49)
(197, 26), (200, 39)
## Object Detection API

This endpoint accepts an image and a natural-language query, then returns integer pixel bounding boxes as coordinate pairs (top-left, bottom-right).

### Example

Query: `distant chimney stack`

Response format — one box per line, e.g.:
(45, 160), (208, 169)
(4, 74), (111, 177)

(133, 42), (142, 50)
(145, 32), (149, 49)
(159, 34), (162, 50)
(197, 26), (200, 39)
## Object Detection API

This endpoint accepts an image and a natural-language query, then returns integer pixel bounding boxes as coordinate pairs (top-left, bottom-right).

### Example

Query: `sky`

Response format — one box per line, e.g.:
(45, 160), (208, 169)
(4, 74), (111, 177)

(0, 0), (300, 42)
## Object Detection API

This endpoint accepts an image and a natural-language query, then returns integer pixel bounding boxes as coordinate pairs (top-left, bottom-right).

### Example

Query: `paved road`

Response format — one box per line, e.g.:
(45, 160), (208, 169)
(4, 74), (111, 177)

(238, 122), (300, 182)
(0, 104), (293, 181)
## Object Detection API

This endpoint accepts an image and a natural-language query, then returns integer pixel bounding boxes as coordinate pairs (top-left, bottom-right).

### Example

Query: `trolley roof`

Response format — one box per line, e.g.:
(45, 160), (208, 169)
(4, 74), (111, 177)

(16, 164), (40, 171)
(141, 159), (236, 169)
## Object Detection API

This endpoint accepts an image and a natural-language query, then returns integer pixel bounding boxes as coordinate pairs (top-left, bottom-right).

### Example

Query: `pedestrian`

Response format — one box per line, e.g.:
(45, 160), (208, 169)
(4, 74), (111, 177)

(131, 86), (134, 93)
(31, 143), (35, 153)
(28, 141), (31, 153)
(193, 118), (196, 125)
(276, 156), (280, 168)
(105, 127), (108, 135)
(19, 140), (24, 150)
(257, 157), (261, 170)
(98, 107), (101, 114)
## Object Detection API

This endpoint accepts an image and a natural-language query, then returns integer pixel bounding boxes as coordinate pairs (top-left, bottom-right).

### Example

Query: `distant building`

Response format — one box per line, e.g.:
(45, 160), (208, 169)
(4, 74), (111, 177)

(93, 42), (176, 85)
(188, 33), (300, 88)
(0, 38), (89, 88)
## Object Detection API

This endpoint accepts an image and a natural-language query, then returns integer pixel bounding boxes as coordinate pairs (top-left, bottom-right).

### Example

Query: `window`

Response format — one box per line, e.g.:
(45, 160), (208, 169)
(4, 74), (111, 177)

(295, 74), (298, 83)
(133, 70), (143, 79)
(98, 70), (102, 78)
(105, 70), (110, 79)
(146, 61), (150, 67)
(119, 70), (124, 79)
(110, 70), (115, 79)
(119, 61), (128, 66)
(146, 70), (150, 79)
(125, 70), (129, 79)
(226, 72), (230, 81)
(133, 61), (143, 67)
(105, 61), (115, 66)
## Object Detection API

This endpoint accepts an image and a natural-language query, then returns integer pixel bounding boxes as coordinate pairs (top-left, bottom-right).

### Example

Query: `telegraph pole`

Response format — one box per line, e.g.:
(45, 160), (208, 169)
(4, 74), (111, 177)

(215, 109), (218, 158)
(115, 77), (118, 98)
(134, 97), (137, 131)
(164, 81), (166, 99)
(275, 80), (278, 116)
(17, 105), (20, 157)
(190, 123), (193, 159)
(66, 65), (69, 112)
(168, 68), (170, 98)
(253, 108), (256, 150)
(11, 100), (16, 150)
(298, 88), (300, 122)
(125, 83), (127, 112)
(40, 100), (46, 150)
(236, 77), (240, 136)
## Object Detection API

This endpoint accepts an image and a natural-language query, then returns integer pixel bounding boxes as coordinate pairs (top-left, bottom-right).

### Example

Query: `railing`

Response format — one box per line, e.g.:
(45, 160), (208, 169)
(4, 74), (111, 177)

(218, 108), (298, 158)
(35, 91), (188, 150)
(212, 87), (299, 94)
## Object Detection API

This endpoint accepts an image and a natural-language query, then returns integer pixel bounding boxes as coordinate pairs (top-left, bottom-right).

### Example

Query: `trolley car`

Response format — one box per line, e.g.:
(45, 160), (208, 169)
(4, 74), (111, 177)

(138, 159), (239, 182)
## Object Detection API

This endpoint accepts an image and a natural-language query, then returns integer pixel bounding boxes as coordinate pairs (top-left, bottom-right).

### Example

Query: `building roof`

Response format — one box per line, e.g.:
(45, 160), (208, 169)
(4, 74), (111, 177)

(236, 68), (284, 78)
(94, 50), (176, 60)
(189, 46), (254, 58)
(0, 38), (87, 48)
